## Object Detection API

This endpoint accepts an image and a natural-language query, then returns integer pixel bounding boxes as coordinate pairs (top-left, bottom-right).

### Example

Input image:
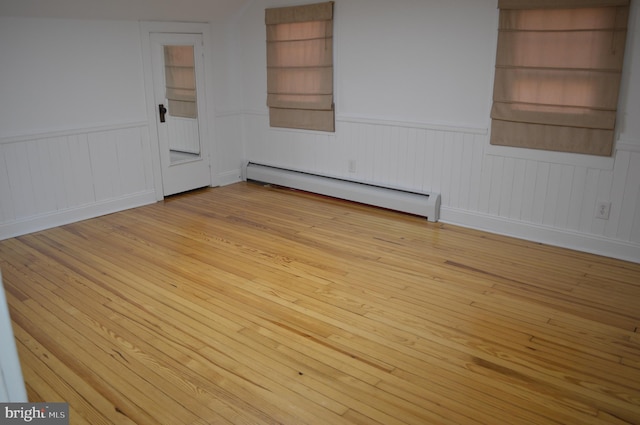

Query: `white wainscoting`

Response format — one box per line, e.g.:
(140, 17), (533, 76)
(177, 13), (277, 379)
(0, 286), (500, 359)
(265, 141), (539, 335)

(244, 112), (640, 263)
(0, 122), (157, 240)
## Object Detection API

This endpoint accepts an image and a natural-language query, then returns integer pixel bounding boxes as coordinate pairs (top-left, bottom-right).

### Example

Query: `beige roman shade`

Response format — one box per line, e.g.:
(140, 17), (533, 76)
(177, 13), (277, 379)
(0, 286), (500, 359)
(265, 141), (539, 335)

(490, 0), (630, 156)
(265, 1), (335, 132)
(164, 45), (197, 119)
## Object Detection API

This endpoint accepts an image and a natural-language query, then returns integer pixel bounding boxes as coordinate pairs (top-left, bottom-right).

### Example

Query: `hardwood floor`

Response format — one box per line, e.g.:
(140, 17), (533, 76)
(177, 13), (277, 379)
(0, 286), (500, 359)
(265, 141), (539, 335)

(1, 182), (639, 424)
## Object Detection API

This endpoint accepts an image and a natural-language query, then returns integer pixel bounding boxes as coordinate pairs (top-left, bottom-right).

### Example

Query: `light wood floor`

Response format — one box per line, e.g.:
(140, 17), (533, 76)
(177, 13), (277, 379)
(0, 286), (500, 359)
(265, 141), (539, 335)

(1, 182), (639, 424)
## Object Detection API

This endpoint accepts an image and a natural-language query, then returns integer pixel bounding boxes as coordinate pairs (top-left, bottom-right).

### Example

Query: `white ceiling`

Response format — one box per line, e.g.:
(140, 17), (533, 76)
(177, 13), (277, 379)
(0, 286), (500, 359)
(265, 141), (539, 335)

(0, 0), (251, 22)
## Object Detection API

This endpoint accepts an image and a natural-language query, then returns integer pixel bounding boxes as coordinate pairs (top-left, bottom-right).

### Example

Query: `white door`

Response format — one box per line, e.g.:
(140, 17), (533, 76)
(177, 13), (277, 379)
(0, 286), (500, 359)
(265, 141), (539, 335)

(150, 33), (211, 196)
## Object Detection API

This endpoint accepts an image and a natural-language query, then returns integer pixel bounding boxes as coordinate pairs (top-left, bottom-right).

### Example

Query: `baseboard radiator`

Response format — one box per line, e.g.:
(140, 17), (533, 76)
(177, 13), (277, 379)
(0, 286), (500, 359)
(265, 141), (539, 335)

(242, 162), (441, 222)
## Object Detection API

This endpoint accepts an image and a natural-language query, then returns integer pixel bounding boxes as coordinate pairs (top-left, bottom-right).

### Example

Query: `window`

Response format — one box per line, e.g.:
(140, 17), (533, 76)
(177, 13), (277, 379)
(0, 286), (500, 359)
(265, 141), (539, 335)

(265, 1), (335, 132)
(490, 0), (630, 156)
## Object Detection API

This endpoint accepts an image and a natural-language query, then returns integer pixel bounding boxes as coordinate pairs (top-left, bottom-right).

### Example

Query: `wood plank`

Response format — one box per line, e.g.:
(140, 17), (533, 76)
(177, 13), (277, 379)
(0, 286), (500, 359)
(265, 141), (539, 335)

(1, 182), (639, 424)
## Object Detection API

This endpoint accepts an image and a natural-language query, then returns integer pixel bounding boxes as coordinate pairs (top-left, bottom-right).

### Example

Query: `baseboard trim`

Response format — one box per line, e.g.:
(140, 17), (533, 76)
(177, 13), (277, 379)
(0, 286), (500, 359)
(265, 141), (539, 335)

(218, 169), (243, 187)
(0, 190), (157, 240)
(440, 206), (640, 264)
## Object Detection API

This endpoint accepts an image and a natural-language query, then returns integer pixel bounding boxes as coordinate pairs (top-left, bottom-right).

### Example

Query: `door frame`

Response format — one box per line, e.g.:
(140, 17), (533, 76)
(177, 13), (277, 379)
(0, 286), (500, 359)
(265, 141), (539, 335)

(140, 21), (217, 200)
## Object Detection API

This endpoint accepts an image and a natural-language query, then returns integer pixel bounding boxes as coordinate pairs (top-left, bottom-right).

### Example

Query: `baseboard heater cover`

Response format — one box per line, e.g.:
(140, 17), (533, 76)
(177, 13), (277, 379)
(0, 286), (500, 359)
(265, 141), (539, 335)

(242, 162), (440, 222)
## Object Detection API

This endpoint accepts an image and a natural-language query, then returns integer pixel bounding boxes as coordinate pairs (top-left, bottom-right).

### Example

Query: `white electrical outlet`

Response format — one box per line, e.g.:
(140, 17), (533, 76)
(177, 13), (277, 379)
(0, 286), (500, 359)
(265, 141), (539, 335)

(348, 159), (356, 173)
(595, 201), (611, 220)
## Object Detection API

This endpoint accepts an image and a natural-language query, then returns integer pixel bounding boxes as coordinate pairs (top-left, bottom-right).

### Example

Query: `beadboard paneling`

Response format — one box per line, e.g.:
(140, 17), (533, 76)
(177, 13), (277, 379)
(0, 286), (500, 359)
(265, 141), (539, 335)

(244, 112), (640, 262)
(0, 123), (156, 239)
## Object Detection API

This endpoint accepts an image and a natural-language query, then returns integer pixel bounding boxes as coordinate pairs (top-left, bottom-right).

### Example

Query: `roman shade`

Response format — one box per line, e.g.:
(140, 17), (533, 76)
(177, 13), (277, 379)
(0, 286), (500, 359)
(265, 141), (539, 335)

(490, 0), (630, 156)
(265, 1), (335, 132)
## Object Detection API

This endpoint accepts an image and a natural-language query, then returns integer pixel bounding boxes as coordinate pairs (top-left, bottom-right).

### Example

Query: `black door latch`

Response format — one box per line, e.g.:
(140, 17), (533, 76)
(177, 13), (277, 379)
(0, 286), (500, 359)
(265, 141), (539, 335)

(159, 104), (167, 123)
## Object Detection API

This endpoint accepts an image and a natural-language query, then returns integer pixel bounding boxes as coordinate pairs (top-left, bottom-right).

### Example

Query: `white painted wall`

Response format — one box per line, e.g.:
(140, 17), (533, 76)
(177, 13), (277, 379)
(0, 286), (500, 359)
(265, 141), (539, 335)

(337, 0), (496, 128)
(0, 18), (157, 238)
(0, 18), (147, 136)
(232, 0), (640, 262)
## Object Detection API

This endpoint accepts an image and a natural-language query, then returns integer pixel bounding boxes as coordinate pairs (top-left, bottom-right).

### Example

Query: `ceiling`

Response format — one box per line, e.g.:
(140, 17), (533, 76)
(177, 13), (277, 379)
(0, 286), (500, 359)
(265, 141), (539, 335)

(0, 0), (251, 22)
